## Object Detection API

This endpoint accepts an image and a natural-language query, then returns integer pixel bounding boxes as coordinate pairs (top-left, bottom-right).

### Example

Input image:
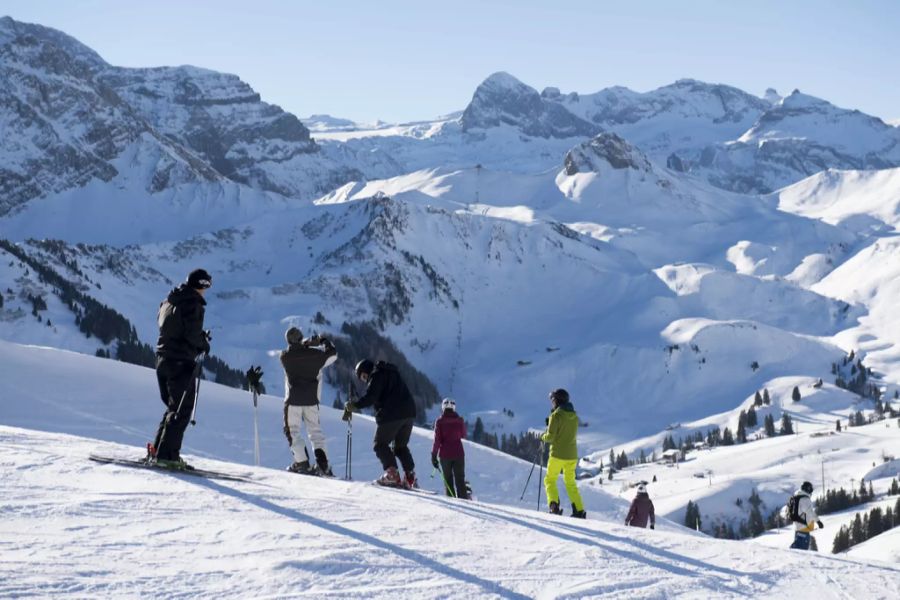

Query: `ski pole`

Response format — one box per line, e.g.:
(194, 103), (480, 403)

(189, 353), (206, 426)
(252, 389), (260, 466)
(520, 453), (538, 500)
(344, 382), (354, 480)
(431, 464), (455, 497)
(537, 442), (544, 512)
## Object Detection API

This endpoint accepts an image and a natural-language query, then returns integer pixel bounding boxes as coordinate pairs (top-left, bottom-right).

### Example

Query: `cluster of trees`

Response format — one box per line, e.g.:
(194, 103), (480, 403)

(659, 410), (794, 460)
(815, 481), (876, 515)
(832, 498), (900, 553)
(832, 351), (882, 400)
(1, 239), (249, 390)
(684, 500), (702, 530)
(710, 489), (787, 541)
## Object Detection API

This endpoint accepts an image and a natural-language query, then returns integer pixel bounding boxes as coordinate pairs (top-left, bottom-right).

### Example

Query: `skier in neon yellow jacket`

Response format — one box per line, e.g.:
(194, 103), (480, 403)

(541, 389), (586, 518)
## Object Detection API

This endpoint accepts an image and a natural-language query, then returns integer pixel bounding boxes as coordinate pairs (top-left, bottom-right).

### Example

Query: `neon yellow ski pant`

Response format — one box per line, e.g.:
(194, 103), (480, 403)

(544, 456), (584, 511)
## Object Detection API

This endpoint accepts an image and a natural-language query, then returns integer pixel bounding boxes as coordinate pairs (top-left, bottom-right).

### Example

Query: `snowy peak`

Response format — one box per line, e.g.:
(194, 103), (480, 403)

(563, 133), (652, 175)
(763, 87), (783, 105)
(0, 15), (106, 72)
(460, 71), (600, 138)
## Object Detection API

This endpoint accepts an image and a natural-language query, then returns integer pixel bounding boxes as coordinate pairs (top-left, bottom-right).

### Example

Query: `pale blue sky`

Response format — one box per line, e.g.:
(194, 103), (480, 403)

(3, 0), (898, 123)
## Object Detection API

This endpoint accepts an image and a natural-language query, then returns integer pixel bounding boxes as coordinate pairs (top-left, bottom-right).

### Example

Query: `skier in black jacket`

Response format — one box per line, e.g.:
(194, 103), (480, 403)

(150, 269), (212, 467)
(347, 359), (417, 487)
(280, 327), (337, 475)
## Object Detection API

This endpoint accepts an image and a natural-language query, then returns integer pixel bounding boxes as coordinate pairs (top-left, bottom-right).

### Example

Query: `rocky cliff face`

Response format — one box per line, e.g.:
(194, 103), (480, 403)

(0, 17), (224, 216)
(0, 17), (401, 216)
(460, 72), (600, 139)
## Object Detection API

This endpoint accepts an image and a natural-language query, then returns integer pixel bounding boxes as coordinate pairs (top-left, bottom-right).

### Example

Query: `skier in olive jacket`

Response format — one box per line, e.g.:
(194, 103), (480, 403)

(625, 483), (656, 528)
(151, 268), (212, 467)
(280, 327), (337, 475)
(348, 359), (417, 488)
(431, 398), (468, 498)
(541, 388), (586, 518)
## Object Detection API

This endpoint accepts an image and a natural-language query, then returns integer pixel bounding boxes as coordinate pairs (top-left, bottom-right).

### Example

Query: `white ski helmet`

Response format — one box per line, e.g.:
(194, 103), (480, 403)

(636, 483), (647, 494)
(441, 398), (456, 411)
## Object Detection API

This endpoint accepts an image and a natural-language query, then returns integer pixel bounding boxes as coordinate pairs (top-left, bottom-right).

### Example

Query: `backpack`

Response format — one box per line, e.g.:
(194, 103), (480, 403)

(786, 494), (805, 523)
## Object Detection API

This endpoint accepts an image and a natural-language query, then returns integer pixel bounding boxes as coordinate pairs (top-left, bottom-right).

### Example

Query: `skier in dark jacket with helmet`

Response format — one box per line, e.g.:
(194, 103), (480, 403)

(625, 483), (656, 529)
(347, 359), (417, 488)
(431, 398), (468, 498)
(150, 268), (212, 468)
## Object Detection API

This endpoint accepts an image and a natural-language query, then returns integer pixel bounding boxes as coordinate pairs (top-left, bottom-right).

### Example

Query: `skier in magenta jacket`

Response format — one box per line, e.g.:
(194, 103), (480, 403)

(431, 398), (468, 498)
(625, 483), (656, 529)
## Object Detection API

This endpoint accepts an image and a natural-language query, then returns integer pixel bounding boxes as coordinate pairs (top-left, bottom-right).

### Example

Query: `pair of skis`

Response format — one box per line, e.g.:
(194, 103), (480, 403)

(88, 453), (254, 483)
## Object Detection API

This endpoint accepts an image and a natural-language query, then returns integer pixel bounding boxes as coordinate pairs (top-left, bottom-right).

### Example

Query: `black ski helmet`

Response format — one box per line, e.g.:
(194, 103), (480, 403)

(549, 388), (570, 405)
(355, 359), (374, 379)
(801, 481), (814, 494)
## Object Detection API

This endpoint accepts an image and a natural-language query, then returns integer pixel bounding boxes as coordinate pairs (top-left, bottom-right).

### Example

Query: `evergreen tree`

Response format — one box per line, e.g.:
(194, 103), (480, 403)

(832, 526), (851, 553)
(754, 390), (763, 407)
(792, 386), (801, 402)
(473, 417), (485, 443)
(747, 503), (765, 537)
(736, 418), (747, 444)
(850, 513), (865, 545)
(763, 389), (771, 405)
(722, 427), (734, 446)
(684, 501), (701, 530)
(780, 413), (794, 435)
(746, 405), (758, 428)
(764, 414), (777, 437)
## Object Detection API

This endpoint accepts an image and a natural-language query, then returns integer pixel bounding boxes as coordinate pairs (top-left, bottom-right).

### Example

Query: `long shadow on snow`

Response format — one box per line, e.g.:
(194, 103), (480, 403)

(411, 493), (766, 596)
(188, 477), (531, 600)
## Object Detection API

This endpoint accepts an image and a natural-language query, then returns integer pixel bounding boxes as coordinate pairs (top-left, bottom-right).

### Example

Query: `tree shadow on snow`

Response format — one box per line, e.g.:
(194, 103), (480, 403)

(186, 478), (532, 600)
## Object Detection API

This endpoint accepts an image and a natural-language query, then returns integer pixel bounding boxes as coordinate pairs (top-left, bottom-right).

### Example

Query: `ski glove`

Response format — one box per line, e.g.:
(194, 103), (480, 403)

(650, 524), (655, 530)
(283, 424), (292, 446)
(431, 453), (439, 468)
(817, 520), (824, 529)
(342, 401), (356, 422)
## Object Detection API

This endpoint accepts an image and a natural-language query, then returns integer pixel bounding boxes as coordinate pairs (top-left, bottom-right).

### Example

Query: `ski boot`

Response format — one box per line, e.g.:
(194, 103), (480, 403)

(571, 503), (587, 519)
(403, 470), (418, 489)
(155, 456), (194, 471)
(375, 466), (402, 487)
(548, 501), (563, 515)
(314, 449), (334, 478)
(288, 460), (315, 475)
(144, 443), (157, 464)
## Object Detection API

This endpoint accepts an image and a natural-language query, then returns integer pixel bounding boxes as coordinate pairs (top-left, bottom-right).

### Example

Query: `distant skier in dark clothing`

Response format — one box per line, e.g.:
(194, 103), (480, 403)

(431, 398), (468, 498)
(625, 483), (656, 529)
(280, 327), (337, 475)
(151, 269), (212, 467)
(347, 359), (417, 488)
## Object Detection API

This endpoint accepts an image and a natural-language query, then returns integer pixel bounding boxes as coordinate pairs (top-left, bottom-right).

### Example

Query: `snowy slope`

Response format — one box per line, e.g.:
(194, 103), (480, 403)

(3, 342), (900, 598)
(688, 91), (900, 194)
(776, 167), (900, 233)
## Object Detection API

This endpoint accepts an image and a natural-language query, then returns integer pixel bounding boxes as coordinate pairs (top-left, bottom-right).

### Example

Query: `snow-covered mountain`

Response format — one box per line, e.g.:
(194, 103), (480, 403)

(0, 15), (399, 222)
(689, 91), (900, 193)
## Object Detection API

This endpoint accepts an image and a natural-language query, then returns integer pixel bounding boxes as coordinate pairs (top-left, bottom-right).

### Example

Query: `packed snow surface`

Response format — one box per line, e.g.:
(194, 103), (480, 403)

(2, 341), (900, 599)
